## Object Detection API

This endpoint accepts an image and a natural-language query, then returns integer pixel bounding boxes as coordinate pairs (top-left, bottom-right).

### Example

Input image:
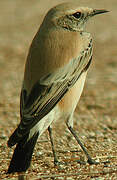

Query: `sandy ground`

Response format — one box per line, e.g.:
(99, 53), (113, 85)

(0, 0), (117, 179)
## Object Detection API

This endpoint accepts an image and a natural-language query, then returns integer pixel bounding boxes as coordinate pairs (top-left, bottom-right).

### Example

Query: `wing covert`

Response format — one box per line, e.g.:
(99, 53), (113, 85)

(16, 38), (93, 139)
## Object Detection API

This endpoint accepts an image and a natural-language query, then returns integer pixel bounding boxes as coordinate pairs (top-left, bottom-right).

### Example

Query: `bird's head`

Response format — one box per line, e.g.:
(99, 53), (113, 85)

(43, 2), (109, 32)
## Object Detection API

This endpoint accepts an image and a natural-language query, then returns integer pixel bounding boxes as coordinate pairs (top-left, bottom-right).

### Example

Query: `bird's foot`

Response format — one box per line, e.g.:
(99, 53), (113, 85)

(87, 158), (99, 165)
(76, 158), (109, 165)
(88, 157), (110, 165)
(54, 160), (67, 170)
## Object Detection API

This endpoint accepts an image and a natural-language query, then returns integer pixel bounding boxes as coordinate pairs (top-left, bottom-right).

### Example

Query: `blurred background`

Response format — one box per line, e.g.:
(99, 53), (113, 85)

(0, 0), (117, 179)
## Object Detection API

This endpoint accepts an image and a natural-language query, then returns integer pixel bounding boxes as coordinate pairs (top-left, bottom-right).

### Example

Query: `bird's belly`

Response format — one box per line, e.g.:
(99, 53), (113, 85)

(58, 71), (87, 114)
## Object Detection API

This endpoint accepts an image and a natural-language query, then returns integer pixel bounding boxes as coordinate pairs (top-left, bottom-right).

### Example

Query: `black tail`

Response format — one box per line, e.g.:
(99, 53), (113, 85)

(7, 132), (39, 174)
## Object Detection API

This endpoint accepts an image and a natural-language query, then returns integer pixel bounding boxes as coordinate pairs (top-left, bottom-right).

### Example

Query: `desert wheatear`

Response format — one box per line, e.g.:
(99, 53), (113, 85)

(7, 2), (108, 173)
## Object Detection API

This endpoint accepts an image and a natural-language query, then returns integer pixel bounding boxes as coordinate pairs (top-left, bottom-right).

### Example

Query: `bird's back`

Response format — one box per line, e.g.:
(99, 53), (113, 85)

(24, 28), (92, 93)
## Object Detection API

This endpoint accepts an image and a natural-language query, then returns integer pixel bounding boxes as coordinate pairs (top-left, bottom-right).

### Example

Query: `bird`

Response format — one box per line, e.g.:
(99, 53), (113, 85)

(7, 2), (109, 174)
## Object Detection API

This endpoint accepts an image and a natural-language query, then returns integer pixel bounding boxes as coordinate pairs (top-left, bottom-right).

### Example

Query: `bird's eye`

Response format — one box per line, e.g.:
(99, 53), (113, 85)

(72, 12), (81, 19)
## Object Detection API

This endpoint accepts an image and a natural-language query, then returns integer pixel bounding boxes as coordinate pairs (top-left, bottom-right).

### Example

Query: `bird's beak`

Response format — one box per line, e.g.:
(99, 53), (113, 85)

(91, 9), (109, 16)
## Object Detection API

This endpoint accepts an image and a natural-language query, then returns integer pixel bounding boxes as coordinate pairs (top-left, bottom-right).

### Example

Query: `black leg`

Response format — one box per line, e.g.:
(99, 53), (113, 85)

(67, 125), (99, 165)
(18, 174), (25, 180)
(48, 126), (59, 165)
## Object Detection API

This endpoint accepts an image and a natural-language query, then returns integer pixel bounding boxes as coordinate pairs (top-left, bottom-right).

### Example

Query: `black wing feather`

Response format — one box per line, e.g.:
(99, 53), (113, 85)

(8, 44), (92, 147)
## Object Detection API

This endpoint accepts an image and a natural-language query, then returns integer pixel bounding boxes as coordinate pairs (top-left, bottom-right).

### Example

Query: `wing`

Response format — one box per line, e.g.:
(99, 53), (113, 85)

(8, 39), (92, 146)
